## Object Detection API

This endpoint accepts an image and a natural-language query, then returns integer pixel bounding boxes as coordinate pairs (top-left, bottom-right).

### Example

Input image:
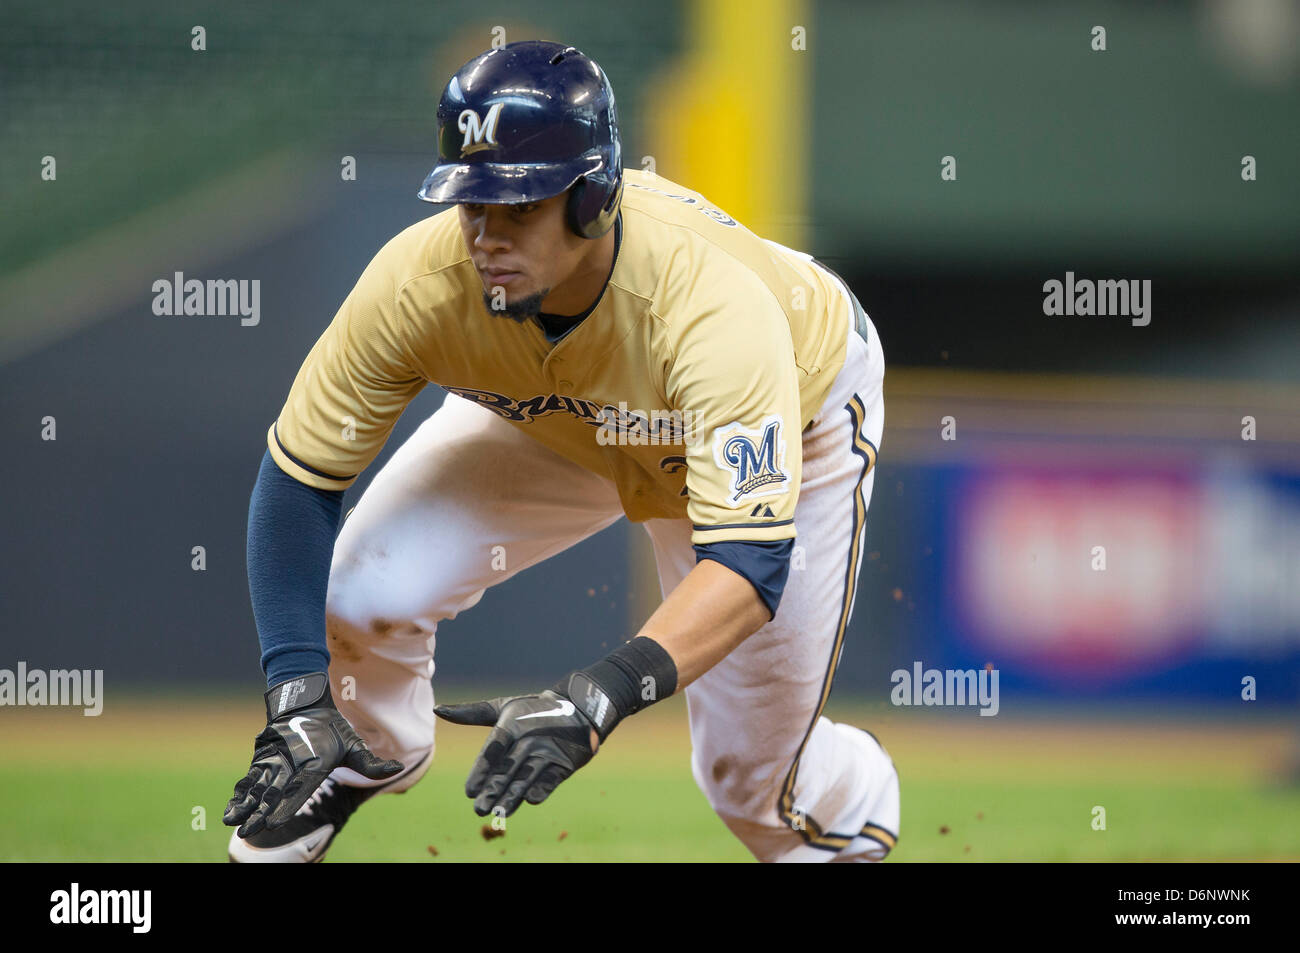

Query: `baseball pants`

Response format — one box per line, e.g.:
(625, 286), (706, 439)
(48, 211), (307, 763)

(321, 286), (896, 863)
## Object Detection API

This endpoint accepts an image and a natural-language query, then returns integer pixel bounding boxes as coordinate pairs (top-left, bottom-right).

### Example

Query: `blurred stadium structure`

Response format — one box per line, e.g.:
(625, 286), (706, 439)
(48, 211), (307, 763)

(1, 0), (1297, 710)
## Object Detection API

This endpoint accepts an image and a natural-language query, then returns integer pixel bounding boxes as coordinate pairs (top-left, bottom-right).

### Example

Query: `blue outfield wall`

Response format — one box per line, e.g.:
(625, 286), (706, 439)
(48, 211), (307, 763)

(870, 460), (1300, 705)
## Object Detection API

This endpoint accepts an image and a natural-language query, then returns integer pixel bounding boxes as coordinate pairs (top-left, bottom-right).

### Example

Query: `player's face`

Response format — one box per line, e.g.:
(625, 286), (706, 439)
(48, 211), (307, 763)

(459, 192), (596, 322)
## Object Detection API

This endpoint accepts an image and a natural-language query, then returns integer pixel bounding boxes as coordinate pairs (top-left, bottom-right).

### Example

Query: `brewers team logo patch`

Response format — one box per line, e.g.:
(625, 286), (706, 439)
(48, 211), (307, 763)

(713, 416), (789, 502)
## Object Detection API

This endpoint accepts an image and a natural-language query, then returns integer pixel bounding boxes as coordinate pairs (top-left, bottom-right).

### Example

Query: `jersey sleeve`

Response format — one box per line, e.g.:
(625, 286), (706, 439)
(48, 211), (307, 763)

(666, 276), (804, 545)
(267, 248), (428, 491)
(694, 538), (795, 619)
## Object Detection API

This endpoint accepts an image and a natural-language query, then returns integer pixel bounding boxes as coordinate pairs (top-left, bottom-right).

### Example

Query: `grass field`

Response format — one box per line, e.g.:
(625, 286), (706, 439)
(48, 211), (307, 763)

(3, 692), (1299, 862)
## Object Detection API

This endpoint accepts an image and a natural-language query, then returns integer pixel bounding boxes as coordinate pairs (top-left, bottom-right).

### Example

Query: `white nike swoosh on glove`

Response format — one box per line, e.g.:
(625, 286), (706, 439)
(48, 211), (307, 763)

(516, 699), (576, 721)
(288, 716), (317, 757)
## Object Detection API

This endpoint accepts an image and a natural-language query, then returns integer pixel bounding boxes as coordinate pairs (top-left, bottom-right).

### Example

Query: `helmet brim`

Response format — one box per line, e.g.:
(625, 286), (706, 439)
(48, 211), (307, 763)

(417, 155), (604, 205)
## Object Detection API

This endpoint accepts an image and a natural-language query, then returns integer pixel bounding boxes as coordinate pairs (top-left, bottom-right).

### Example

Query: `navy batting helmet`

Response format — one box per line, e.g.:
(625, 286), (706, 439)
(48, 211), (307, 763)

(417, 41), (623, 240)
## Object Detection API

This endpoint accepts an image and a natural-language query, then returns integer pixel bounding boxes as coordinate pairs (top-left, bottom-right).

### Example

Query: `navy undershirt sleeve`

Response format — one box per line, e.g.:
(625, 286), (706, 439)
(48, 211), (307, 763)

(693, 538), (795, 620)
(246, 448), (345, 686)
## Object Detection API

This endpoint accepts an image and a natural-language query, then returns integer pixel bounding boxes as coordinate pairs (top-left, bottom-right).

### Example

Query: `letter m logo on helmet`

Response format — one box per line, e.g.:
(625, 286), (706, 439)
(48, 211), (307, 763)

(458, 103), (505, 156)
(417, 40), (624, 239)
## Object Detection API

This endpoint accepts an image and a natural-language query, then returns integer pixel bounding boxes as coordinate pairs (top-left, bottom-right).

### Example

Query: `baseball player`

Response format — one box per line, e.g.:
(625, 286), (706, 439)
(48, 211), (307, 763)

(224, 40), (896, 863)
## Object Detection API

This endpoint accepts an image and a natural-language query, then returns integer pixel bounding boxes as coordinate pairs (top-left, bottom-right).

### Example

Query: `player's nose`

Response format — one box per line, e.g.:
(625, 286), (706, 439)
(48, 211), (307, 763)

(470, 207), (514, 251)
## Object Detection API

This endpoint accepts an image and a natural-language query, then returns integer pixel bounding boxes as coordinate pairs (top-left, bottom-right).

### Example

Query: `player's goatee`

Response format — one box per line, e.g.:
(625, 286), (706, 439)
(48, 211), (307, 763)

(481, 288), (550, 323)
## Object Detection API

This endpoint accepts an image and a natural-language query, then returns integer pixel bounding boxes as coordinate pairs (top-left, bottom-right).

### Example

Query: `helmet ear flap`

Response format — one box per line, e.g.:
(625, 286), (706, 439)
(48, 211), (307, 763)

(566, 172), (622, 239)
(600, 175), (624, 228)
(565, 178), (590, 238)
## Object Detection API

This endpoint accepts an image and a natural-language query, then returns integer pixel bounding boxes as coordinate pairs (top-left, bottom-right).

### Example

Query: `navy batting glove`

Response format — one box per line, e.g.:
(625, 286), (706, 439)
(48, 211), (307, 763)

(435, 685), (600, 818)
(436, 640), (676, 819)
(223, 673), (404, 838)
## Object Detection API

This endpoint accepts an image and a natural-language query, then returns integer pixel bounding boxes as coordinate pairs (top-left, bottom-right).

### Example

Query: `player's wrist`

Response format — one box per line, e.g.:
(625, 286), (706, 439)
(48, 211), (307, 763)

(551, 637), (678, 742)
(263, 671), (334, 721)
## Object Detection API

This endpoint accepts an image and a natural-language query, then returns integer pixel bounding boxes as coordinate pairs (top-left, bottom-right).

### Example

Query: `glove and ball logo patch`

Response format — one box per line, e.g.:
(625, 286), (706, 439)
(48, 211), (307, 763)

(712, 415), (789, 503)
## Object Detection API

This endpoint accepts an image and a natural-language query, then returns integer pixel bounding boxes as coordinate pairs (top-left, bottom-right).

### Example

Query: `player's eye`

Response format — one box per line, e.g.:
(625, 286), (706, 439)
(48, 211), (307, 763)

(512, 203), (539, 214)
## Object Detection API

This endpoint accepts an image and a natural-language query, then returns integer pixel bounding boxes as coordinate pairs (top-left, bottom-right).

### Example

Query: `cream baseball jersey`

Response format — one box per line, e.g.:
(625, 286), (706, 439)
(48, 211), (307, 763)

(267, 168), (852, 544)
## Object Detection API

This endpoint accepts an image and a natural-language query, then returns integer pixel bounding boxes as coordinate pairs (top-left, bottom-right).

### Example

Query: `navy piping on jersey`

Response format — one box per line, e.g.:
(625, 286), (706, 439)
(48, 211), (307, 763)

(272, 422), (356, 482)
(693, 518), (794, 532)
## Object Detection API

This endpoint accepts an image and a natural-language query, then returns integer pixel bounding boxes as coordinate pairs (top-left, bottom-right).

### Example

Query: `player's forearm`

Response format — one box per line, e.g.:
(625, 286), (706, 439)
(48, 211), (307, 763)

(636, 558), (772, 689)
(246, 448), (344, 685)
